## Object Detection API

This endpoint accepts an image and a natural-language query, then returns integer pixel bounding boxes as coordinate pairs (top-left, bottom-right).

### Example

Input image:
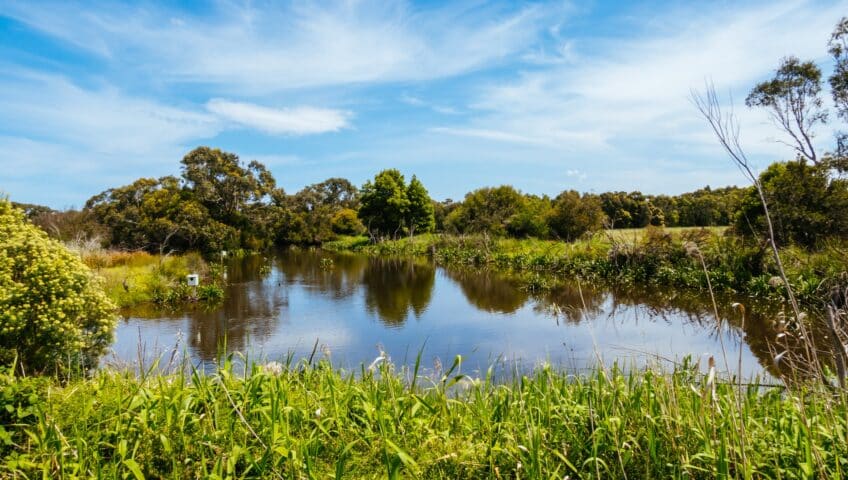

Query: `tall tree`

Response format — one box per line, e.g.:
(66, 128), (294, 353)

(829, 16), (848, 171)
(405, 176), (435, 236)
(180, 147), (276, 224)
(745, 57), (827, 165)
(358, 169), (410, 239)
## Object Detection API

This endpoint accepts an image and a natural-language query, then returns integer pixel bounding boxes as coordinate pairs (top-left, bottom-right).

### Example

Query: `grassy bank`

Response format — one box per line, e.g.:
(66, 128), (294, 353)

(1, 358), (845, 478)
(70, 249), (224, 308)
(324, 230), (847, 305)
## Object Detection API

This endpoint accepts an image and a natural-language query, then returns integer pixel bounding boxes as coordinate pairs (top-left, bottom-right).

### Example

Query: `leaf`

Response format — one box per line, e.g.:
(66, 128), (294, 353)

(123, 458), (145, 480)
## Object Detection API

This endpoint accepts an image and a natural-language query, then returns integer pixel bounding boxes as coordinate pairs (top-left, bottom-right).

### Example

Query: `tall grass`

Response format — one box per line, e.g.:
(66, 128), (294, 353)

(2, 356), (847, 478)
(67, 248), (222, 308)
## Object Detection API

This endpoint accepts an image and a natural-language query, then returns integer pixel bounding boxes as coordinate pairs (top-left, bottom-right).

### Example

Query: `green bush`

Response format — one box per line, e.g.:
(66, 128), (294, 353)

(733, 161), (848, 247)
(331, 208), (366, 235)
(0, 367), (48, 456)
(0, 199), (116, 373)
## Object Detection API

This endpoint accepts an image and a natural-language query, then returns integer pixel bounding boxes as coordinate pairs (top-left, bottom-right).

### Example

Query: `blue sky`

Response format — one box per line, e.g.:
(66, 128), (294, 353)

(1, 0), (846, 208)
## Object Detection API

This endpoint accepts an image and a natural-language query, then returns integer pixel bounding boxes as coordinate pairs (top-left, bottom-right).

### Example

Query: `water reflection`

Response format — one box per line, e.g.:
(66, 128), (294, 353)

(274, 249), (367, 299)
(116, 248), (796, 377)
(362, 258), (434, 326)
(445, 269), (528, 314)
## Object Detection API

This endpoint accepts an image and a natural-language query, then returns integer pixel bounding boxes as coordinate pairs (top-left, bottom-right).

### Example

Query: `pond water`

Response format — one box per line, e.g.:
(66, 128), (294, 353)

(110, 249), (781, 378)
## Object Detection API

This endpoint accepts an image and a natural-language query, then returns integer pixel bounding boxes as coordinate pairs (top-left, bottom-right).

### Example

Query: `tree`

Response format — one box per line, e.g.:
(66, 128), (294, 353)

(447, 186), (525, 236)
(0, 199), (116, 373)
(85, 176), (238, 253)
(180, 147), (276, 226)
(331, 208), (366, 236)
(829, 17), (848, 171)
(277, 178), (360, 244)
(733, 162), (848, 247)
(746, 57), (826, 165)
(599, 192), (650, 228)
(358, 169), (410, 238)
(298, 178), (359, 210)
(507, 194), (552, 238)
(432, 199), (459, 233)
(405, 176), (435, 236)
(547, 191), (605, 241)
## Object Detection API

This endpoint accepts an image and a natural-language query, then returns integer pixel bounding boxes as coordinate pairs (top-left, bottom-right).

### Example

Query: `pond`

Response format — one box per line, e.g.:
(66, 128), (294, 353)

(110, 249), (782, 378)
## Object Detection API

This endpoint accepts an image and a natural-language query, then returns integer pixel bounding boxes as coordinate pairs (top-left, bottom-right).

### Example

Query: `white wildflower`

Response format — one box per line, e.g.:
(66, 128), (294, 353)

(264, 361), (284, 376)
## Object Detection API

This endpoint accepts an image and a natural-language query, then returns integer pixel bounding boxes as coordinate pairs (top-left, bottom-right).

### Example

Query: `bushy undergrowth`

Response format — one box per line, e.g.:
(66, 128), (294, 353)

(0, 200), (116, 374)
(324, 229), (847, 305)
(75, 249), (224, 308)
(1, 358), (846, 478)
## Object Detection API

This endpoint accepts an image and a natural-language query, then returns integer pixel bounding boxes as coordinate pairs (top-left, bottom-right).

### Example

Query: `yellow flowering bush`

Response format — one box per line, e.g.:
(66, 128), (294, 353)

(0, 199), (116, 373)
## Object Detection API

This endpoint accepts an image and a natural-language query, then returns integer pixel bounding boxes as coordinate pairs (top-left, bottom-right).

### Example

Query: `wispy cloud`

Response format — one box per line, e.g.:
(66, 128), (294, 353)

(207, 100), (350, 136)
(1, 1), (553, 93)
(400, 93), (460, 115)
(433, 0), (845, 173)
(0, 70), (219, 155)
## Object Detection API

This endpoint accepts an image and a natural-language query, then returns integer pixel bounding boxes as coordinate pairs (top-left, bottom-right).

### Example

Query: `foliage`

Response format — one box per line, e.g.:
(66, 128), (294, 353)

(86, 176), (239, 253)
(358, 169), (435, 238)
(733, 161), (848, 247)
(0, 200), (116, 373)
(446, 185), (525, 236)
(84, 250), (219, 308)
(746, 57), (826, 164)
(12, 203), (107, 247)
(405, 176), (435, 236)
(829, 16), (848, 171)
(3, 358), (848, 478)
(547, 190), (604, 240)
(599, 191), (651, 228)
(181, 147), (276, 225)
(331, 208), (366, 236)
(327, 228), (844, 306)
(0, 368), (48, 456)
(431, 199), (459, 233)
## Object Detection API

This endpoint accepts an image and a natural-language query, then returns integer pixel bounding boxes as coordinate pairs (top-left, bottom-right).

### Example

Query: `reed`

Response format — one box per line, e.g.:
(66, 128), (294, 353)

(2, 355), (846, 478)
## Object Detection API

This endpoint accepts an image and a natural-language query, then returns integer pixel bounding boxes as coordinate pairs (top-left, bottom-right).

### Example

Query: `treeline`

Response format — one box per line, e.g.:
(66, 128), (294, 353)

(17, 146), (848, 253)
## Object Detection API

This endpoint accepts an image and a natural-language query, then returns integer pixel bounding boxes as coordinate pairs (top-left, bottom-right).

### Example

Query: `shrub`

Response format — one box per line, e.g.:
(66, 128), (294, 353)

(733, 161), (848, 247)
(547, 191), (605, 241)
(331, 208), (366, 235)
(0, 199), (116, 374)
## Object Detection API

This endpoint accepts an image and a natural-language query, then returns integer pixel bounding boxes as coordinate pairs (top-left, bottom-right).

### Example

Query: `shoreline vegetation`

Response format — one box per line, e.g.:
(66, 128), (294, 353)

(72, 247), (225, 309)
(323, 229), (847, 307)
(2, 356), (846, 478)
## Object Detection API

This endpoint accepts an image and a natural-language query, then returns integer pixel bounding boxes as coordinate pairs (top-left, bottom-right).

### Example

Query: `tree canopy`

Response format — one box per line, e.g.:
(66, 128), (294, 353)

(358, 169), (434, 239)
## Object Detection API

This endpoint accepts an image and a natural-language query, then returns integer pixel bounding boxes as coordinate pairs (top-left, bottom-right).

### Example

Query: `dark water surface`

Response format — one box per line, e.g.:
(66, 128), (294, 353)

(111, 249), (781, 377)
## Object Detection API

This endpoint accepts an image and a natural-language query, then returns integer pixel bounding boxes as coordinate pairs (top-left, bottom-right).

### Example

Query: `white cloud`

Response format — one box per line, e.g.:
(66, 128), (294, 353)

(0, 1), (555, 93)
(400, 93), (460, 115)
(434, 0), (846, 167)
(0, 70), (220, 155)
(207, 99), (350, 136)
(566, 169), (587, 181)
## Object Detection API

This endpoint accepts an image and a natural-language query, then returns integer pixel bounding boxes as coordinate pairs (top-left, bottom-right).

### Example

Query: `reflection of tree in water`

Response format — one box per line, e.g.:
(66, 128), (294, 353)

(591, 284), (793, 378)
(445, 269), (529, 314)
(534, 282), (605, 323)
(185, 271), (288, 361)
(362, 258), (434, 327)
(274, 249), (366, 299)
